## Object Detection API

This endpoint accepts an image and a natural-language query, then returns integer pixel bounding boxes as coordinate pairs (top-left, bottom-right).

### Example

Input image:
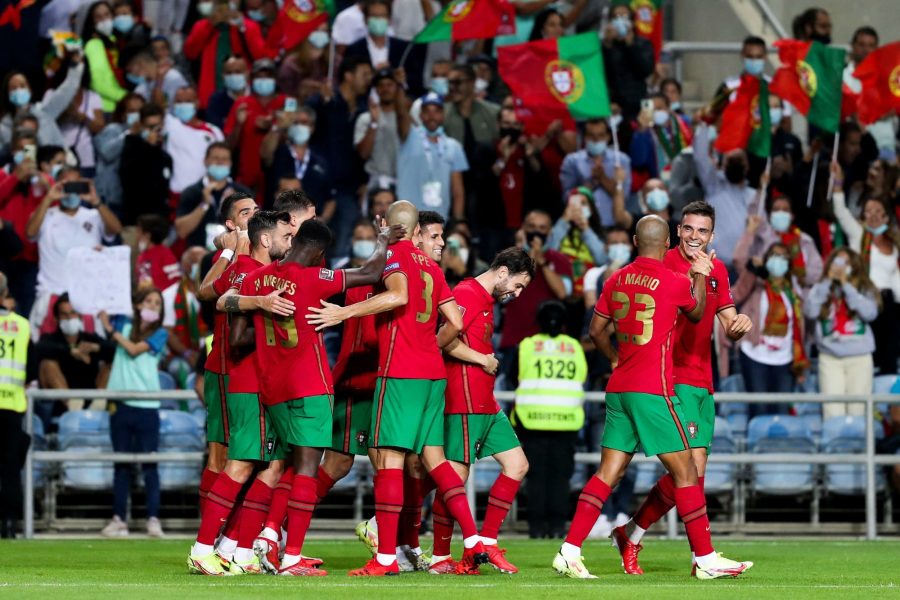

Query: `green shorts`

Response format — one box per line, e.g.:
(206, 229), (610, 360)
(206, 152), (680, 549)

(371, 377), (445, 453)
(602, 391), (691, 457)
(226, 391), (286, 461)
(674, 384), (715, 452)
(332, 392), (374, 456)
(444, 410), (520, 464)
(266, 395), (333, 449)
(204, 371), (228, 445)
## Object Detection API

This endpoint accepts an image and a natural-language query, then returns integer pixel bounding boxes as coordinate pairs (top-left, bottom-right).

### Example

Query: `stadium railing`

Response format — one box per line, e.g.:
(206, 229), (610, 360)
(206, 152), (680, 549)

(23, 390), (900, 539)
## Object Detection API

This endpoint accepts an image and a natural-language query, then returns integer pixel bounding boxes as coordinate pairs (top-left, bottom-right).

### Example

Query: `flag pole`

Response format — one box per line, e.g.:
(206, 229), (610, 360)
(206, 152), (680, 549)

(326, 34), (336, 87)
(610, 117), (621, 168)
(757, 157), (771, 217)
(825, 131), (841, 199)
(398, 41), (415, 69)
(806, 151), (820, 208)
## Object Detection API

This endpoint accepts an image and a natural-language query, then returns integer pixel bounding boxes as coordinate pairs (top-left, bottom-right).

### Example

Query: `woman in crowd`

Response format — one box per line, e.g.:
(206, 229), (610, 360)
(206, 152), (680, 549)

(98, 287), (168, 538)
(803, 248), (880, 418)
(442, 227), (488, 288)
(833, 162), (900, 375)
(82, 0), (128, 113)
(276, 24), (331, 104)
(848, 158), (898, 217)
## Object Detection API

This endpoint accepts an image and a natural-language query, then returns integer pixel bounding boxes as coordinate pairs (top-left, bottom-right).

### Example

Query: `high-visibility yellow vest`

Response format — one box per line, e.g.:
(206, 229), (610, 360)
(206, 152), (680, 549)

(0, 310), (30, 413)
(513, 333), (587, 431)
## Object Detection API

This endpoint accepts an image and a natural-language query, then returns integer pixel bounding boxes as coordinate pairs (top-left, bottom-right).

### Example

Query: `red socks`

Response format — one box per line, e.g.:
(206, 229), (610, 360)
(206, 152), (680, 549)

(633, 473), (676, 530)
(285, 473), (318, 556)
(316, 466), (336, 501)
(265, 467), (293, 533)
(374, 468), (404, 555)
(481, 474), (520, 540)
(429, 461), (478, 539)
(431, 494), (453, 556)
(674, 485), (713, 556)
(564, 476), (611, 547)
(398, 474), (434, 548)
(197, 473), (242, 545)
(198, 467), (219, 514)
(237, 479), (274, 549)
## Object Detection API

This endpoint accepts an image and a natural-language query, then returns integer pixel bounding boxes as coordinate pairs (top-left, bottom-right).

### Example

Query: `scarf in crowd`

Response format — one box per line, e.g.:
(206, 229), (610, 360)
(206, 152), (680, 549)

(762, 279), (809, 375)
(779, 226), (807, 280)
(172, 279), (205, 349)
(559, 228), (594, 297)
(652, 115), (692, 168)
(819, 290), (866, 339)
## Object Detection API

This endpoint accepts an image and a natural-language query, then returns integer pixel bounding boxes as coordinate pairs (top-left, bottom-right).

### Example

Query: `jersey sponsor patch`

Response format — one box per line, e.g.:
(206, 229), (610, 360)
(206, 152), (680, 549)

(319, 268), (335, 281)
(383, 261), (400, 274)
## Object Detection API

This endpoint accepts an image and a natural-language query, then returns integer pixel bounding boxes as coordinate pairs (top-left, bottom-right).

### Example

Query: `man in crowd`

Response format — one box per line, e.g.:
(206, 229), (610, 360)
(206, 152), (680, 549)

(164, 86), (224, 199)
(120, 103), (173, 227)
(135, 214), (180, 290)
(206, 56), (250, 130)
(354, 68), (401, 189)
(161, 247), (208, 386)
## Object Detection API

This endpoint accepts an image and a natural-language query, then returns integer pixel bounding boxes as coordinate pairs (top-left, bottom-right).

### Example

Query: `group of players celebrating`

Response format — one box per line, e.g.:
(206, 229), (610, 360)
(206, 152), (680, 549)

(185, 187), (754, 580)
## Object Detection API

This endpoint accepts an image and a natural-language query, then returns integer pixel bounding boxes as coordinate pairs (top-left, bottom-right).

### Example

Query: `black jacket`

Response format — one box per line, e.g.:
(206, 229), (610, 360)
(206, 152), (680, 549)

(602, 37), (655, 120)
(343, 37), (426, 97)
(119, 135), (173, 226)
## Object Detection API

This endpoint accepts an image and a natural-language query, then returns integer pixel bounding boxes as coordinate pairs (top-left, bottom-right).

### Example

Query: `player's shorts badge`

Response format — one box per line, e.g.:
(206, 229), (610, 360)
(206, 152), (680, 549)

(687, 422), (698, 439)
(474, 440), (483, 454)
(356, 430), (368, 447)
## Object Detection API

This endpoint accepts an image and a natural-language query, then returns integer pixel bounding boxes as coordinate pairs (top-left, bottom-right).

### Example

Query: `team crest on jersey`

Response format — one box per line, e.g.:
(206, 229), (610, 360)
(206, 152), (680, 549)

(356, 430), (368, 447)
(386, 249), (393, 259)
(709, 277), (718, 292)
(319, 268), (334, 281)
(687, 421), (698, 439)
(82, 221), (93, 233)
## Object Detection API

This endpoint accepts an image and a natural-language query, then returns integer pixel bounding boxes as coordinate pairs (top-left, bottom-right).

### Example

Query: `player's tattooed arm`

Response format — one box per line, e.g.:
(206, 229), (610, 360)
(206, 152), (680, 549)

(216, 288), (295, 316)
(589, 313), (618, 369)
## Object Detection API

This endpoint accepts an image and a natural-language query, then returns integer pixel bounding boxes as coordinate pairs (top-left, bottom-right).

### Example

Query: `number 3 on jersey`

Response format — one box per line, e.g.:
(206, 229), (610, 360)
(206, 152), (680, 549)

(415, 270), (434, 323)
(263, 313), (298, 348)
(612, 291), (655, 345)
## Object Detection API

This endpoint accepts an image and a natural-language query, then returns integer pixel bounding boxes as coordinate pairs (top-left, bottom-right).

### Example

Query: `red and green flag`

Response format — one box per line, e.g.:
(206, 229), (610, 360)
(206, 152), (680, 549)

(498, 32), (610, 132)
(770, 39), (845, 132)
(629, 0), (663, 60)
(714, 74), (771, 158)
(853, 41), (900, 125)
(266, 0), (335, 50)
(413, 0), (515, 43)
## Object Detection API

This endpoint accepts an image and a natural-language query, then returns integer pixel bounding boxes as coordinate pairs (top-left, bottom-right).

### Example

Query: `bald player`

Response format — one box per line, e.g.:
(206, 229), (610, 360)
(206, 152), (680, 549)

(551, 216), (753, 580)
(308, 201), (490, 576)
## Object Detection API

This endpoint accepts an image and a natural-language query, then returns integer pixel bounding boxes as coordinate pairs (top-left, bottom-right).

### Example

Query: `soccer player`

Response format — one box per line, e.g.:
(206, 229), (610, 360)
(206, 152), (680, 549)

(418, 210), (446, 262)
(187, 211), (295, 575)
(551, 215), (752, 580)
(273, 189), (317, 235)
(194, 192), (258, 526)
(233, 218), (403, 576)
(307, 201), (489, 577)
(610, 201), (753, 575)
(431, 247), (535, 575)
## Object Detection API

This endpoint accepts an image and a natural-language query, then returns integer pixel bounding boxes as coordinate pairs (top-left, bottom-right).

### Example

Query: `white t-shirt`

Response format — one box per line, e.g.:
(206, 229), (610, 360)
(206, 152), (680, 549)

(60, 90), (104, 169)
(136, 69), (189, 107)
(35, 206), (117, 295)
(390, 0), (439, 40)
(868, 243), (900, 299)
(366, 35), (390, 67)
(161, 280), (200, 328)
(582, 265), (605, 296)
(332, 3), (366, 45)
(164, 114), (224, 193)
(740, 290), (794, 366)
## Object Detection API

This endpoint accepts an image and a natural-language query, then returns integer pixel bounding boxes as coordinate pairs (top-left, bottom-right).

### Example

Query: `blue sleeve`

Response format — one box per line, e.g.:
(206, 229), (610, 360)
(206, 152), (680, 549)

(629, 130), (656, 175)
(112, 315), (131, 333)
(559, 154), (582, 200)
(146, 328), (169, 355)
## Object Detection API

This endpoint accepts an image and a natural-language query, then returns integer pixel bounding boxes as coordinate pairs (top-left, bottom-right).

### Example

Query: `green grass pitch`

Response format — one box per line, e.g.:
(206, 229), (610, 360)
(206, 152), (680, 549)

(1, 538), (899, 599)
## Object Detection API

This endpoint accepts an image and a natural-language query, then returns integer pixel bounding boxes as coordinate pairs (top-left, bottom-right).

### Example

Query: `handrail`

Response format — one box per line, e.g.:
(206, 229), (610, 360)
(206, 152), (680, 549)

(752, 0), (788, 39)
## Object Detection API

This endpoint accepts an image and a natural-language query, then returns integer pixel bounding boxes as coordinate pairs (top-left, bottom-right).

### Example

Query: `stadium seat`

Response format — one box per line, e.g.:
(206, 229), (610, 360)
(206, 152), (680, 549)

(157, 371), (179, 410)
(57, 410), (113, 490)
(633, 455), (662, 495)
(30, 414), (48, 488)
(873, 375), (898, 421)
(158, 410), (205, 490)
(747, 415), (815, 496)
(821, 416), (885, 495)
(717, 375), (748, 441)
(793, 402), (823, 443)
(704, 417), (737, 494)
(475, 458), (503, 493)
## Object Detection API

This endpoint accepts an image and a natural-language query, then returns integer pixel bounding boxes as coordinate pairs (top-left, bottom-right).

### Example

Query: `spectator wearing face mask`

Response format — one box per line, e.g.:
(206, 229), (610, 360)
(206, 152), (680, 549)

(442, 228), (488, 288)
(111, 0), (152, 54)
(94, 93), (145, 214)
(82, 1), (128, 113)
(119, 103), (174, 226)
(468, 54), (505, 105)
(546, 187), (607, 298)
(276, 25), (331, 103)
(206, 56), (249, 131)
(601, 1), (654, 121)
(582, 226), (632, 306)
(161, 246), (208, 387)
(804, 248), (880, 418)
(409, 59), (451, 126)
(612, 174), (679, 244)
(560, 118), (630, 228)
(124, 50), (190, 108)
(353, 68), (401, 189)
(658, 78), (689, 126)
(333, 218), (378, 270)
(164, 86), (225, 197)
(134, 214), (180, 291)
(629, 92), (692, 188)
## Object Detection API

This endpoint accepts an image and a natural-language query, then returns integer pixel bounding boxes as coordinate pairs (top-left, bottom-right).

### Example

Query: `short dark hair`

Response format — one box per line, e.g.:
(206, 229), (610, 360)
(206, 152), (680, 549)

(742, 35), (766, 50)
(137, 213), (170, 244)
(449, 64), (475, 81)
(274, 189), (315, 213)
(681, 201), (716, 229)
(248, 210), (291, 246)
(219, 191), (254, 223)
(363, 0), (390, 16)
(37, 145), (65, 165)
(140, 102), (165, 121)
(490, 247), (536, 280)
(52, 292), (72, 320)
(649, 91), (669, 107)
(659, 77), (682, 95)
(536, 299), (566, 336)
(205, 141), (230, 159)
(295, 218), (333, 251)
(418, 211), (445, 229)
(339, 54), (371, 82)
(851, 26), (878, 45)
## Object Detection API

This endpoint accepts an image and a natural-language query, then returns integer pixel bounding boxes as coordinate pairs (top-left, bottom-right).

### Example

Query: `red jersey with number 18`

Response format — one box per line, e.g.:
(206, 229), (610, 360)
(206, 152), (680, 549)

(594, 256), (697, 397)
(241, 260), (346, 405)
(378, 239), (453, 380)
(444, 278), (498, 414)
(223, 254), (264, 394)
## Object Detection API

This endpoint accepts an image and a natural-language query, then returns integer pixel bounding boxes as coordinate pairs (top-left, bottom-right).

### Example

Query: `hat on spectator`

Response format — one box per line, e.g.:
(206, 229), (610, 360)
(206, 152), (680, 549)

(372, 67), (395, 86)
(252, 58), (277, 75)
(420, 91), (443, 108)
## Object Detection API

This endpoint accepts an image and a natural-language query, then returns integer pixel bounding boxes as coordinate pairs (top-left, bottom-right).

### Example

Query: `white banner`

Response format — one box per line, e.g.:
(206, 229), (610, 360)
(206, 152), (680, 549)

(66, 246), (132, 315)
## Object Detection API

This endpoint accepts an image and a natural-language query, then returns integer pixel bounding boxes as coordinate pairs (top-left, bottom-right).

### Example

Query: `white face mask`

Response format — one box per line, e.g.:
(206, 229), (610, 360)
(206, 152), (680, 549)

(474, 78), (489, 93)
(457, 247), (470, 264)
(59, 317), (83, 337)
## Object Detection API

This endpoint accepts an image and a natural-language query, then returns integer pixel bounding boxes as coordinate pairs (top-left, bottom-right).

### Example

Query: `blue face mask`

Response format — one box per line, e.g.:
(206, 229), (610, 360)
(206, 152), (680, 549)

(126, 72), (146, 86)
(430, 77), (449, 96)
(12, 150), (25, 165)
(645, 188), (670, 211)
(607, 243), (632, 264)
(744, 58), (765, 76)
(9, 88), (30, 107)
(612, 16), (631, 38)
(367, 16), (389, 36)
(769, 210), (792, 233)
(586, 140), (607, 157)
(308, 30), (329, 49)
(125, 111), (140, 126)
(51, 163), (64, 179)
(769, 107), (783, 124)
(288, 123), (311, 145)
(247, 9), (265, 21)
(252, 77), (276, 97)
(173, 102), (196, 122)
(60, 193), (81, 210)
(352, 239), (376, 259)
(207, 164), (230, 181)
(113, 14), (134, 33)
(866, 223), (889, 236)
(426, 125), (444, 137)
(766, 255), (789, 278)
(224, 73), (247, 92)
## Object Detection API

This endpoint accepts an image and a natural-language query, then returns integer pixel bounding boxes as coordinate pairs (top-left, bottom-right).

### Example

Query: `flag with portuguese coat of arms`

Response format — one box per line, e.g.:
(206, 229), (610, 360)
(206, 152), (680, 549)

(629, 0), (663, 60)
(769, 39), (845, 133)
(714, 73), (771, 158)
(267, 0), (335, 50)
(414, 0), (515, 43)
(498, 32), (610, 132)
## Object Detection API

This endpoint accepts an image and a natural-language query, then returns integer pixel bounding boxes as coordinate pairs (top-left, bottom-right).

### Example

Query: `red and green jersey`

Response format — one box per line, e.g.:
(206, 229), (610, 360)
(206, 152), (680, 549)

(204, 250), (230, 374)
(378, 239), (453, 380)
(222, 255), (264, 394)
(664, 249), (734, 393)
(413, 0), (515, 43)
(715, 73), (771, 158)
(332, 285), (378, 394)
(770, 39), (845, 133)
(445, 278), (497, 415)
(242, 261), (346, 405)
(594, 256), (696, 397)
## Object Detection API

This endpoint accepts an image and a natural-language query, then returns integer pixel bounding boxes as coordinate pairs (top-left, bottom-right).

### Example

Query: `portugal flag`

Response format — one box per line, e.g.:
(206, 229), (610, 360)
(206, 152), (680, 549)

(853, 41), (900, 125)
(414, 0), (515, 43)
(770, 39), (845, 132)
(714, 74), (771, 158)
(498, 32), (610, 132)
(630, 0), (663, 60)
(266, 0), (334, 50)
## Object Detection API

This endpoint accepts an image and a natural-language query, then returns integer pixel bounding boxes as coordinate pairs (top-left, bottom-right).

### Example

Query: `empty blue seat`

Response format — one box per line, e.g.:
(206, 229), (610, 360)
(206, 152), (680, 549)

(794, 402), (823, 441)
(821, 416), (885, 495)
(717, 377), (747, 439)
(158, 410), (204, 490)
(633, 456), (662, 495)
(705, 417), (737, 494)
(748, 415), (815, 496)
(475, 459), (503, 493)
(158, 370), (177, 390)
(718, 374), (746, 393)
(873, 375), (898, 419)
(30, 414), (47, 488)
(58, 410), (113, 489)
